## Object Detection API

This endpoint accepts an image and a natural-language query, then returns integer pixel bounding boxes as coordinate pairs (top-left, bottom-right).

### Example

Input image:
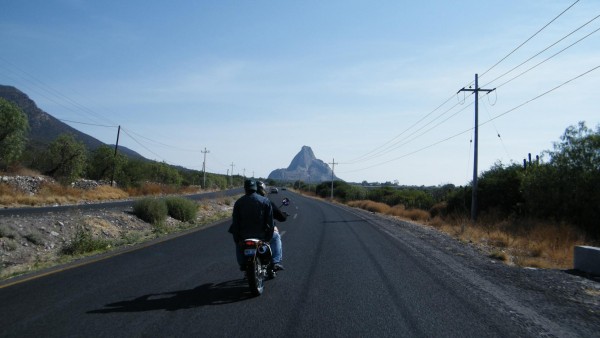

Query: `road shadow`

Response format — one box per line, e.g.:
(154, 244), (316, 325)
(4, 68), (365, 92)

(87, 279), (253, 313)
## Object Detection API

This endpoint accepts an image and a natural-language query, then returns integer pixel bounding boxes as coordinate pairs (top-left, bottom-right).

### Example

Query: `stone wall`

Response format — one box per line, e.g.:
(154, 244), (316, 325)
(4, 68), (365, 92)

(0, 176), (113, 194)
(0, 176), (52, 195)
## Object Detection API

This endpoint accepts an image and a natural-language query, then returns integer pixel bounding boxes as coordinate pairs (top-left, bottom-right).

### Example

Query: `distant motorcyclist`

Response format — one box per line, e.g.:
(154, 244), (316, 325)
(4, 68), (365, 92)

(257, 181), (287, 271)
(228, 179), (274, 271)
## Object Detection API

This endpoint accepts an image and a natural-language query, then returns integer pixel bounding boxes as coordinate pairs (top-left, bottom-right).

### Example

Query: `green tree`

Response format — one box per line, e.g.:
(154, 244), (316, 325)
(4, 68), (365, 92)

(522, 122), (600, 237)
(149, 161), (183, 186)
(42, 134), (87, 183)
(86, 145), (127, 183)
(477, 162), (524, 217)
(0, 98), (29, 168)
(546, 122), (600, 172)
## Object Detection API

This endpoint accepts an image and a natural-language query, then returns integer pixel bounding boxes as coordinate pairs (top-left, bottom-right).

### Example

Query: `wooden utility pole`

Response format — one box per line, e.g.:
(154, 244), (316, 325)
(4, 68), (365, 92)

(458, 74), (495, 222)
(230, 162), (235, 187)
(328, 158), (338, 199)
(201, 147), (209, 188)
(111, 125), (121, 187)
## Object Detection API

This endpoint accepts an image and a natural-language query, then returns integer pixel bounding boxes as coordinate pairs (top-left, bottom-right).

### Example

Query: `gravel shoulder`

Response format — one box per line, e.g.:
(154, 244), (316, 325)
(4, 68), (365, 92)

(340, 203), (600, 337)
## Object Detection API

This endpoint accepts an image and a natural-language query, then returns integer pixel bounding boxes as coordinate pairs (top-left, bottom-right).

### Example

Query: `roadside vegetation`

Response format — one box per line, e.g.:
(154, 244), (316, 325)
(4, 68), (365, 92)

(0, 99), (242, 279)
(289, 122), (600, 270)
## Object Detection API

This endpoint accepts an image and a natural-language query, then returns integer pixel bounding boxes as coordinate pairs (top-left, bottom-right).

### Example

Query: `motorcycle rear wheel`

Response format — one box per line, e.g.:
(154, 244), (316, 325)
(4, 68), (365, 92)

(247, 257), (265, 296)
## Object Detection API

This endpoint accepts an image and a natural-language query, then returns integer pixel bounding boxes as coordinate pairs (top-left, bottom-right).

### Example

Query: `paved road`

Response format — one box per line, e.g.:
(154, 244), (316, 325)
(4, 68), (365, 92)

(0, 191), (588, 337)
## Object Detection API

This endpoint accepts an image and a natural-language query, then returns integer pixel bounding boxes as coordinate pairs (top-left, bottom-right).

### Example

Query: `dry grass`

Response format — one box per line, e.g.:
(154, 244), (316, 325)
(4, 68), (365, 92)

(0, 181), (129, 207)
(347, 200), (390, 213)
(348, 200), (430, 222)
(82, 186), (129, 201)
(438, 217), (588, 269)
(346, 199), (592, 270)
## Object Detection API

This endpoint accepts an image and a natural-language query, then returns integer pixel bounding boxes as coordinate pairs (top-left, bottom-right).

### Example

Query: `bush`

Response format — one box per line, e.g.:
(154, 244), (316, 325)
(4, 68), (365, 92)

(133, 198), (168, 225)
(24, 231), (44, 245)
(62, 228), (111, 255)
(165, 197), (197, 223)
(0, 224), (17, 239)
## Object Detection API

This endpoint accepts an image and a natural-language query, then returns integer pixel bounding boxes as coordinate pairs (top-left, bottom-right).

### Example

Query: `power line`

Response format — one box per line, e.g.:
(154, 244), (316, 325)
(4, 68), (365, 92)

(120, 127), (206, 152)
(58, 118), (118, 128)
(0, 56), (118, 127)
(480, 0), (580, 78)
(345, 95), (457, 163)
(483, 64), (600, 125)
(119, 128), (170, 164)
(347, 0), (585, 171)
(494, 25), (600, 90)
(339, 64), (599, 175)
(345, 98), (472, 165)
(483, 13), (600, 89)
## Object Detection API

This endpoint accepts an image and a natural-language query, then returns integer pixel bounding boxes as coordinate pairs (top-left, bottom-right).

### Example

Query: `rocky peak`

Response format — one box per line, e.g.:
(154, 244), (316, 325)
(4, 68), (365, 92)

(268, 146), (341, 183)
(288, 145), (316, 170)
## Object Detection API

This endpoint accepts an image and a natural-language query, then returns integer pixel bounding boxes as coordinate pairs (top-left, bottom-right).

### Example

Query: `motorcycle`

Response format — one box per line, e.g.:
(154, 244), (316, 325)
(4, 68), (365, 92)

(242, 197), (290, 296)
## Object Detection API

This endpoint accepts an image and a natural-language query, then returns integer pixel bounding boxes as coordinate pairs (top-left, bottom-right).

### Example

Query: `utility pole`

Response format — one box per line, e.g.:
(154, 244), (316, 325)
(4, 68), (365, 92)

(458, 74), (495, 222)
(230, 162), (235, 187)
(328, 158), (338, 199)
(201, 147), (209, 189)
(111, 125), (121, 187)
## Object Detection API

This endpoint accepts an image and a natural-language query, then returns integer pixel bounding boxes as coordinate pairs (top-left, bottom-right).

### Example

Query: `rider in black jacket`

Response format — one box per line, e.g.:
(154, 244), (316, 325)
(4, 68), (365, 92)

(228, 179), (274, 270)
(257, 181), (287, 271)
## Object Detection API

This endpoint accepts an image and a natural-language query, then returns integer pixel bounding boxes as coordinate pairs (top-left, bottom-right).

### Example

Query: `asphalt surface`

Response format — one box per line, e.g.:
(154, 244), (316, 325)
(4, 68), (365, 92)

(0, 191), (585, 337)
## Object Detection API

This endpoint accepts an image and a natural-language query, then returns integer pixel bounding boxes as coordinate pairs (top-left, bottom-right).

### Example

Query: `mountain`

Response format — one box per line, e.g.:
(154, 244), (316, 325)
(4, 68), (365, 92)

(268, 146), (341, 183)
(0, 85), (144, 159)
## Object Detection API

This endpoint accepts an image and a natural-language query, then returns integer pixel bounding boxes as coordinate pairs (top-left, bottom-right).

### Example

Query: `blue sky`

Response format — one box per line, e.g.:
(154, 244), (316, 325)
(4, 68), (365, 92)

(1, 1), (598, 185)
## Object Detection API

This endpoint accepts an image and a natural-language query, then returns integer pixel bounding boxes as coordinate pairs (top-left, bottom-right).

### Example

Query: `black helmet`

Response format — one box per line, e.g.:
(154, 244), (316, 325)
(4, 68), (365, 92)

(244, 179), (257, 193)
(257, 181), (267, 196)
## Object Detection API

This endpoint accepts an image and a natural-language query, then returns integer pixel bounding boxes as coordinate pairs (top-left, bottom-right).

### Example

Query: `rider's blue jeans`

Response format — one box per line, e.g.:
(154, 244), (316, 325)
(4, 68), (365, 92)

(270, 231), (282, 264)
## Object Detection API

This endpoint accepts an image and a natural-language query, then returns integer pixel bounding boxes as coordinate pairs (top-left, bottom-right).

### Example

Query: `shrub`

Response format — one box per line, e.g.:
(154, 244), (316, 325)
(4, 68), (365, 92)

(24, 231), (44, 245)
(165, 197), (197, 223)
(0, 224), (17, 239)
(4, 239), (17, 251)
(62, 228), (111, 255)
(133, 198), (168, 225)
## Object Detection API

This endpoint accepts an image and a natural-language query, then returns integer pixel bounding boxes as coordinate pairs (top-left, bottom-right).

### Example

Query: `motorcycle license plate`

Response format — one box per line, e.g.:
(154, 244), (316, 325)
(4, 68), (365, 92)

(244, 248), (256, 256)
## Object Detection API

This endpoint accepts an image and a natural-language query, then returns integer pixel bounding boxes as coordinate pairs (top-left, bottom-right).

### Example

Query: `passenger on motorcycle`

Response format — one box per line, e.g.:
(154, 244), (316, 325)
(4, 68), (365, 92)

(257, 181), (287, 271)
(228, 179), (274, 271)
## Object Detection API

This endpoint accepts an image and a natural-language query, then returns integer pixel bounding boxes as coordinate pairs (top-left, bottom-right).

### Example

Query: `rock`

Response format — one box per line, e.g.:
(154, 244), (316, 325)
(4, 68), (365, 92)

(268, 146), (341, 183)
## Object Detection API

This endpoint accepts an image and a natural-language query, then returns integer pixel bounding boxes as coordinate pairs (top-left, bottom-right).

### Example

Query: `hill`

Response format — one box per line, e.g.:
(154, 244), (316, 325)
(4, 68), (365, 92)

(0, 85), (144, 160)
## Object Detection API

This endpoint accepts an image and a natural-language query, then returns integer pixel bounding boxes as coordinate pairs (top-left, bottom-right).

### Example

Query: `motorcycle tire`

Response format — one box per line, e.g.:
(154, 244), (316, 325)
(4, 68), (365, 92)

(247, 257), (265, 296)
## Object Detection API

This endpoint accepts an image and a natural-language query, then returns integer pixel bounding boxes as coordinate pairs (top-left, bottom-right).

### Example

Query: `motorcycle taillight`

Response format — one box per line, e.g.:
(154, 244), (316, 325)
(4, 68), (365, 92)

(245, 240), (256, 246)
